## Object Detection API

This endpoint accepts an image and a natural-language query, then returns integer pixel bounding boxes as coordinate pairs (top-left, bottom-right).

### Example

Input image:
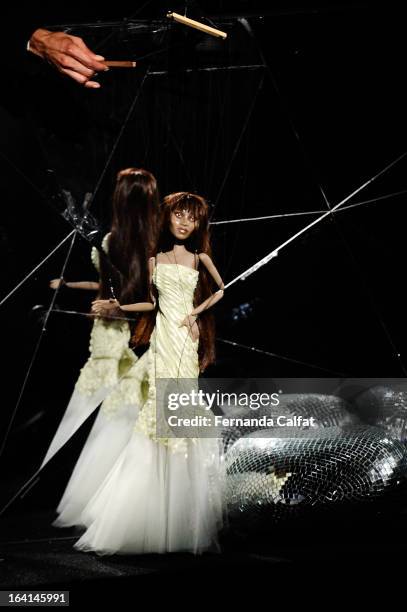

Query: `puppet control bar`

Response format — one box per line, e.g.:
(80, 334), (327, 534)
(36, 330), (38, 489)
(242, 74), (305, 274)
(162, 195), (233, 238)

(103, 11), (227, 68)
(166, 11), (228, 39)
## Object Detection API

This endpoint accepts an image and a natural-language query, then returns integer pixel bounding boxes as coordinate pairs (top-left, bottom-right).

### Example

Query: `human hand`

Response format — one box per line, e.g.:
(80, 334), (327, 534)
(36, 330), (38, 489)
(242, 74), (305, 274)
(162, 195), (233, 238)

(28, 29), (108, 89)
(91, 299), (120, 316)
(49, 278), (64, 290)
(179, 314), (199, 342)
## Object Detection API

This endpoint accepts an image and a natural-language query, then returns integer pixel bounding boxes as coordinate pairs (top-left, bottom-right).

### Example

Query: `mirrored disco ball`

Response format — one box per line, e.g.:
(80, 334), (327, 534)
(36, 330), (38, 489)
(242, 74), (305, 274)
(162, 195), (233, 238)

(352, 385), (407, 443)
(221, 394), (358, 453)
(224, 425), (407, 530)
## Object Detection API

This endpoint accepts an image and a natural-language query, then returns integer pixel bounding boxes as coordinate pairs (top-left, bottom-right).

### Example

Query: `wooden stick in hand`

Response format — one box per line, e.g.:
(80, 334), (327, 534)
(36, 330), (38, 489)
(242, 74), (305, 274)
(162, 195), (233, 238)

(104, 61), (137, 68)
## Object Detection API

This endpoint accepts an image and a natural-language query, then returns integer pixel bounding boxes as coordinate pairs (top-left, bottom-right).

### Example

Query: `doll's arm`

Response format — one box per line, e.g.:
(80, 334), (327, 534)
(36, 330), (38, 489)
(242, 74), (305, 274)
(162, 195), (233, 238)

(91, 258), (157, 315)
(183, 253), (225, 319)
(147, 256), (157, 307)
(199, 253), (224, 289)
(179, 254), (223, 336)
(91, 299), (155, 315)
(50, 279), (100, 290)
(119, 302), (156, 312)
(190, 291), (223, 317)
(190, 253), (224, 317)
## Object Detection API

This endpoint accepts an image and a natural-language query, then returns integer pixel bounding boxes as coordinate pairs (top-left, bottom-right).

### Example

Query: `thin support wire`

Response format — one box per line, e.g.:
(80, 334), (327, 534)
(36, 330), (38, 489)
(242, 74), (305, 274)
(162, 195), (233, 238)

(210, 188), (407, 225)
(51, 308), (135, 323)
(239, 16), (407, 375)
(0, 54), (157, 512)
(0, 230), (76, 307)
(224, 153), (407, 289)
(217, 337), (347, 376)
(81, 68), (151, 223)
(212, 73), (265, 214)
(211, 210), (325, 224)
(0, 64), (152, 309)
(0, 231), (78, 466)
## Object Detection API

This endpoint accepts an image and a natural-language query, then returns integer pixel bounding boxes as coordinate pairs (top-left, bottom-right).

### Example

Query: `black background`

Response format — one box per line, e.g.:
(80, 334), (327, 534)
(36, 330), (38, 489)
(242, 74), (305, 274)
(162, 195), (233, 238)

(1, 1), (407, 508)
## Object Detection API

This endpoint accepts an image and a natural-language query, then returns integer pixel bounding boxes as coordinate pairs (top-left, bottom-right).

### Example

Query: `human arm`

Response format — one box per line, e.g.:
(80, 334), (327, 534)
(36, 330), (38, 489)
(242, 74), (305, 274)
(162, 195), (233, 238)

(28, 28), (108, 88)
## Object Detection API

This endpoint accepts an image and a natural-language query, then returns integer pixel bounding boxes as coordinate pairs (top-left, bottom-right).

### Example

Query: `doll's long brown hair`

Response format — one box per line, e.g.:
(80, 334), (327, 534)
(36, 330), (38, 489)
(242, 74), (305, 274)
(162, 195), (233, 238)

(132, 192), (217, 372)
(99, 168), (159, 306)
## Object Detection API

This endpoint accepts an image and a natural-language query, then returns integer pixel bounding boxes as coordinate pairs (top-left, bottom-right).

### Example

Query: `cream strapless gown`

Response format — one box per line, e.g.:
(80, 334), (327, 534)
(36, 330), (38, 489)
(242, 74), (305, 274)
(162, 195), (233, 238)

(73, 262), (227, 555)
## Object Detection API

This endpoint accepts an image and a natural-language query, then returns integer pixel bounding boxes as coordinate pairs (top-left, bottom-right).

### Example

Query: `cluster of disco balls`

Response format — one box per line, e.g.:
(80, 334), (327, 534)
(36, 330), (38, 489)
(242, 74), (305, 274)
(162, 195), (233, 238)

(221, 387), (407, 537)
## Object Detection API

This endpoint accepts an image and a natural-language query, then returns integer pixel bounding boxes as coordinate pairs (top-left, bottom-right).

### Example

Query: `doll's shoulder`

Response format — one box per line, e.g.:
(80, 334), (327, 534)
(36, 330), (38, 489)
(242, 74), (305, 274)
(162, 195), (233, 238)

(198, 252), (212, 265)
(148, 256), (157, 276)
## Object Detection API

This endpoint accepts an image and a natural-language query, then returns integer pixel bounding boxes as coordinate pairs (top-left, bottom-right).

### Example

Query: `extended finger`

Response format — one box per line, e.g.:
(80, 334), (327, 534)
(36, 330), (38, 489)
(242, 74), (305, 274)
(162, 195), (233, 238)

(72, 37), (106, 65)
(84, 80), (101, 89)
(63, 42), (107, 72)
(59, 67), (94, 85)
(57, 54), (97, 78)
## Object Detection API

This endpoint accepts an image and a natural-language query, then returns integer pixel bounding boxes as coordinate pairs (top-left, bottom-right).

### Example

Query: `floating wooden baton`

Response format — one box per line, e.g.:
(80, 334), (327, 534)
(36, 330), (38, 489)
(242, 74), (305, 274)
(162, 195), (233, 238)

(167, 11), (227, 39)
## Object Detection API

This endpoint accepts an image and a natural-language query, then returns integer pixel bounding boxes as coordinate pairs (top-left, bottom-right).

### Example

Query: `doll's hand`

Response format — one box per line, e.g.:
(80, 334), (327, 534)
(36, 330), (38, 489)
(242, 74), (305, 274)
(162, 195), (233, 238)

(179, 314), (199, 342)
(91, 299), (120, 316)
(49, 278), (64, 290)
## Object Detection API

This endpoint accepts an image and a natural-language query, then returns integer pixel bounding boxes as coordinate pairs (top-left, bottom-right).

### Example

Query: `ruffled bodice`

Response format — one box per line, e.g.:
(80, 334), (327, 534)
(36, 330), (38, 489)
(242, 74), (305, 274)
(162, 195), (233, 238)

(151, 263), (200, 378)
(154, 262), (197, 318)
(75, 315), (136, 397)
(134, 263), (201, 452)
(76, 232), (137, 398)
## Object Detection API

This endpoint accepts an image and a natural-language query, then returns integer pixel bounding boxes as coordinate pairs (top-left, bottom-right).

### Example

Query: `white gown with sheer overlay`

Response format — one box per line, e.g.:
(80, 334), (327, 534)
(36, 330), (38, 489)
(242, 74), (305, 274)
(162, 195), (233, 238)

(73, 262), (227, 555)
(42, 235), (141, 526)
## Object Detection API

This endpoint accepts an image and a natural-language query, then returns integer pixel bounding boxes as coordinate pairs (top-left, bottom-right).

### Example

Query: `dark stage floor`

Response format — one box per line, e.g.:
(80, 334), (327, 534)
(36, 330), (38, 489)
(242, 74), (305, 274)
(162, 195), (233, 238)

(1, 507), (406, 604)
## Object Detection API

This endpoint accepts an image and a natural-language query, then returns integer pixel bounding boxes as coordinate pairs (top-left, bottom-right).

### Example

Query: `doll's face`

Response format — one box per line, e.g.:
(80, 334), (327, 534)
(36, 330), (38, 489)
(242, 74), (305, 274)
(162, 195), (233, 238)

(170, 208), (197, 240)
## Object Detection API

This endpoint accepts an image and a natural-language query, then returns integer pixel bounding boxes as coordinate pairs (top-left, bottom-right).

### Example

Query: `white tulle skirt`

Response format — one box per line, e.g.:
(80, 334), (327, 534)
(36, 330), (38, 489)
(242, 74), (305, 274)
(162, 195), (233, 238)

(53, 402), (139, 528)
(73, 433), (227, 556)
(41, 387), (111, 469)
